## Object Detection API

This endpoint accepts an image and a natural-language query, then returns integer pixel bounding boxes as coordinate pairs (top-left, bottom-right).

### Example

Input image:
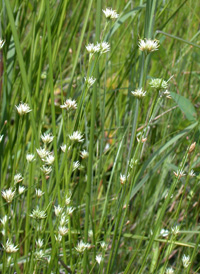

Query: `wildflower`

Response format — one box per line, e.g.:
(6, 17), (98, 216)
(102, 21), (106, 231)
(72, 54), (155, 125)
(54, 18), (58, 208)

(80, 150), (89, 159)
(26, 153), (35, 162)
(0, 135), (3, 142)
(2, 188), (16, 203)
(73, 161), (80, 171)
(171, 225), (180, 235)
(41, 71), (47, 79)
(86, 43), (100, 54)
(60, 144), (66, 152)
(69, 131), (84, 142)
(173, 170), (186, 179)
(18, 186), (25, 195)
(66, 206), (75, 216)
(55, 234), (62, 242)
(182, 254), (190, 268)
(0, 215), (8, 226)
(41, 133), (54, 144)
(100, 241), (108, 250)
(36, 148), (50, 159)
(160, 229), (169, 237)
(3, 239), (18, 253)
(65, 193), (72, 205)
(189, 169), (195, 177)
(150, 78), (168, 90)
(35, 188), (44, 198)
(0, 39), (5, 49)
(120, 173), (129, 185)
(102, 8), (119, 19)
(85, 76), (96, 88)
(166, 267), (174, 274)
(36, 239), (44, 249)
(138, 38), (159, 53)
(44, 154), (55, 165)
(30, 207), (47, 219)
(96, 254), (103, 264)
(40, 165), (52, 175)
(162, 90), (171, 99)
(131, 88), (146, 98)
(88, 230), (93, 238)
(60, 98), (77, 111)
(14, 173), (23, 184)
(58, 226), (68, 236)
(100, 42), (110, 54)
(54, 205), (63, 216)
(75, 240), (89, 253)
(15, 103), (31, 115)
(34, 250), (46, 261)
(60, 213), (69, 226)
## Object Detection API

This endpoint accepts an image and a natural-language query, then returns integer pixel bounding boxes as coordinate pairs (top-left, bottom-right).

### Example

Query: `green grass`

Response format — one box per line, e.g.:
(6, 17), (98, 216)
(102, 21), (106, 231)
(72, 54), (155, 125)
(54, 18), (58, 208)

(0, 0), (200, 273)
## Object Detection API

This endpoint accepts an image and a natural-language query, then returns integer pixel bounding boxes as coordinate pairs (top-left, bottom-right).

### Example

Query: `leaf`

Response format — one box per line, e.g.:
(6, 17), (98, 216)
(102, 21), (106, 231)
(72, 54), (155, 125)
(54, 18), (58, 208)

(170, 91), (197, 121)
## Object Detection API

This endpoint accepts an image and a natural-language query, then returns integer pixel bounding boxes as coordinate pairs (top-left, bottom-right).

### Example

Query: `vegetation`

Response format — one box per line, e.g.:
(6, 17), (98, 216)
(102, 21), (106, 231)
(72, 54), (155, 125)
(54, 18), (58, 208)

(0, 0), (200, 273)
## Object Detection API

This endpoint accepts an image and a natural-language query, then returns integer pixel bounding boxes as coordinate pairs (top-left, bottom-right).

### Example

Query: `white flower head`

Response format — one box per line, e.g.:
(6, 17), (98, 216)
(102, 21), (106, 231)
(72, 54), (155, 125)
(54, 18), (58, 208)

(160, 229), (169, 237)
(26, 153), (35, 162)
(171, 225), (180, 235)
(0, 215), (8, 226)
(0, 135), (3, 142)
(44, 154), (55, 165)
(54, 205), (63, 216)
(3, 239), (18, 253)
(150, 78), (168, 90)
(131, 88), (146, 98)
(85, 76), (96, 88)
(15, 103), (31, 115)
(100, 42), (110, 54)
(75, 240), (90, 253)
(41, 133), (54, 144)
(96, 254), (103, 264)
(189, 169), (195, 177)
(102, 8), (119, 19)
(18, 186), (25, 195)
(58, 226), (69, 236)
(173, 169), (186, 179)
(65, 193), (72, 205)
(80, 150), (89, 159)
(182, 254), (190, 268)
(2, 188), (16, 203)
(60, 213), (69, 226)
(36, 148), (50, 159)
(120, 173), (129, 185)
(60, 144), (67, 152)
(55, 234), (62, 242)
(14, 173), (23, 184)
(166, 267), (174, 274)
(66, 206), (75, 216)
(86, 43), (100, 54)
(35, 188), (44, 198)
(30, 207), (47, 219)
(100, 241), (108, 250)
(40, 165), (52, 175)
(60, 98), (77, 111)
(138, 38), (160, 53)
(73, 161), (80, 171)
(69, 131), (84, 142)
(0, 39), (5, 49)
(36, 238), (44, 249)
(34, 250), (46, 261)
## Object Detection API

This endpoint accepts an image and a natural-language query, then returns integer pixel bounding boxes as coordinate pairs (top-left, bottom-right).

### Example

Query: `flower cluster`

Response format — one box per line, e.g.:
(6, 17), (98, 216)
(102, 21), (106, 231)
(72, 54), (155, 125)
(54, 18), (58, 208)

(138, 38), (160, 53)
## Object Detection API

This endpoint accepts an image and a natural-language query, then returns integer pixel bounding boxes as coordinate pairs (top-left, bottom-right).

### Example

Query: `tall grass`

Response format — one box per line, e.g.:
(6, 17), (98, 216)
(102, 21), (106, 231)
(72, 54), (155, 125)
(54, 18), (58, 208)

(0, 0), (200, 273)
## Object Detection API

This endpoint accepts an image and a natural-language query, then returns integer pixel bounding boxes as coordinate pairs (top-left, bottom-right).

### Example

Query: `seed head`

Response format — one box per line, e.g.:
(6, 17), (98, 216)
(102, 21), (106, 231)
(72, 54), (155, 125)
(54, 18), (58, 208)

(26, 153), (35, 162)
(36, 238), (44, 249)
(138, 38), (159, 53)
(36, 148), (50, 159)
(2, 188), (16, 203)
(69, 131), (84, 142)
(75, 240), (90, 253)
(96, 254), (103, 264)
(54, 205), (63, 216)
(35, 188), (44, 198)
(166, 267), (174, 274)
(131, 88), (146, 99)
(58, 226), (69, 236)
(85, 76), (96, 88)
(86, 43), (100, 54)
(60, 144), (67, 152)
(66, 206), (75, 216)
(41, 133), (54, 144)
(3, 239), (18, 253)
(44, 154), (55, 165)
(182, 254), (190, 268)
(40, 165), (52, 175)
(100, 42), (110, 54)
(150, 78), (168, 90)
(14, 173), (23, 184)
(80, 150), (89, 159)
(73, 161), (80, 171)
(18, 186), (25, 195)
(173, 169), (186, 180)
(15, 103), (31, 115)
(102, 8), (119, 19)
(60, 98), (77, 111)
(30, 207), (47, 219)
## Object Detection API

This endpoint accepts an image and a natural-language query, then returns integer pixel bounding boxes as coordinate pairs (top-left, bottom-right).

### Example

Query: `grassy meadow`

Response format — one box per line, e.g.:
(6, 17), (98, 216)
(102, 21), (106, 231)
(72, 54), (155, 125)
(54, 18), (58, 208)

(0, 0), (200, 273)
